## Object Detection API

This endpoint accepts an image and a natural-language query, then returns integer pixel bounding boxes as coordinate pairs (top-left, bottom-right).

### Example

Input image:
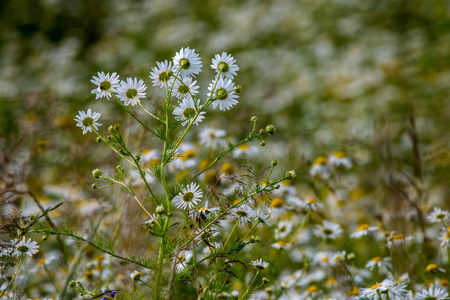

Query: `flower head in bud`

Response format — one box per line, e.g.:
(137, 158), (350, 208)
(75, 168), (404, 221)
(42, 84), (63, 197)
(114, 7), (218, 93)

(251, 116), (257, 122)
(285, 170), (296, 180)
(271, 160), (278, 167)
(92, 169), (102, 179)
(69, 280), (77, 288)
(130, 270), (143, 281)
(29, 215), (35, 220)
(262, 277), (270, 284)
(234, 85), (242, 94)
(260, 141), (266, 147)
(155, 205), (165, 215)
(92, 183), (98, 189)
(265, 124), (276, 135)
(96, 137), (103, 143)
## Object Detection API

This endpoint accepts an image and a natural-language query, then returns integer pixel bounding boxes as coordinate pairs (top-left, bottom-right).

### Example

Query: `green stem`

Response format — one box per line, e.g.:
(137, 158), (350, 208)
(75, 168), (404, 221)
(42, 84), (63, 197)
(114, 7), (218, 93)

(111, 93), (158, 136)
(239, 270), (260, 300)
(241, 221), (260, 242)
(137, 101), (164, 123)
(224, 217), (241, 248)
(0, 254), (22, 299)
(29, 229), (150, 269)
(177, 176), (287, 252)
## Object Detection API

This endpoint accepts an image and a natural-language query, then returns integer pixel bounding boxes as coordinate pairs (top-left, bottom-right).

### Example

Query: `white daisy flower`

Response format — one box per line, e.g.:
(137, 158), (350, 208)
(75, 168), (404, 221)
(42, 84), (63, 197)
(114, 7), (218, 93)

(271, 241), (291, 250)
(414, 286), (448, 300)
(313, 221), (343, 240)
(386, 232), (413, 248)
(140, 148), (161, 167)
(171, 143), (197, 170)
(173, 96), (205, 127)
(274, 220), (294, 240)
(173, 77), (199, 99)
(301, 197), (324, 211)
(199, 127), (226, 149)
(208, 78), (239, 111)
(13, 237), (39, 256)
(360, 279), (408, 300)
(310, 156), (330, 180)
(230, 204), (255, 225)
(149, 60), (173, 88)
(130, 270), (143, 281)
(254, 210), (272, 226)
(250, 258), (269, 270)
(211, 52), (239, 80)
(91, 71), (120, 100)
(365, 256), (391, 271)
(194, 227), (219, 243)
(328, 151), (353, 169)
(116, 77), (147, 106)
(74, 109), (102, 135)
(439, 228), (450, 248)
(331, 251), (346, 265)
(176, 249), (194, 273)
(197, 201), (218, 218)
(173, 47), (202, 78)
(313, 251), (333, 267)
(350, 224), (379, 238)
(428, 207), (450, 224)
(269, 197), (290, 218)
(233, 144), (258, 158)
(173, 183), (203, 210)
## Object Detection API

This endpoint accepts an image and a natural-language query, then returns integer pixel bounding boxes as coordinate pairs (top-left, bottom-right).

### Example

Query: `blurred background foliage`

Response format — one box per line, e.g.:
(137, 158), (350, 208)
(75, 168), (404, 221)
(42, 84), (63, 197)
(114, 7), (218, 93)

(1, 0), (450, 295)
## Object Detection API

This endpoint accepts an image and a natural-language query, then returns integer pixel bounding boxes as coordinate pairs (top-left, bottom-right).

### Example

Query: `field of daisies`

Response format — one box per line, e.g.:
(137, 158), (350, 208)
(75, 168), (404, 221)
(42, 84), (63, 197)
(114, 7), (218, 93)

(2, 1), (450, 300)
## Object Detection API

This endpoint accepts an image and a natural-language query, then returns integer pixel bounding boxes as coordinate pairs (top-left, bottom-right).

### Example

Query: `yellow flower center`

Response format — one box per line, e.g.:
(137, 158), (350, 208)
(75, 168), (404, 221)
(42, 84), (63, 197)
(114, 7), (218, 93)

(393, 233), (405, 240)
(370, 283), (382, 290)
(358, 224), (370, 231)
(371, 256), (382, 262)
(238, 144), (250, 151)
(37, 258), (46, 266)
(182, 192), (194, 202)
(307, 197), (316, 204)
(270, 198), (284, 208)
(221, 163), (235, 174)
(313, 156), (327, 165)
(346, 287), (359, 296)
(277, 241), (286, 247)
(307, 285), (319, 294)
(425, 264), (439, 273)
(180, 149), (195, 161)
(334, 151), (346, 158)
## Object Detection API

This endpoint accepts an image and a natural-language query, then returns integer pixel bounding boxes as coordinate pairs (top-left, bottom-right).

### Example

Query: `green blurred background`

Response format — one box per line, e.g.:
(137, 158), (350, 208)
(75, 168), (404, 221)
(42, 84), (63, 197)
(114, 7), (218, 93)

(2, 0), (450, 230)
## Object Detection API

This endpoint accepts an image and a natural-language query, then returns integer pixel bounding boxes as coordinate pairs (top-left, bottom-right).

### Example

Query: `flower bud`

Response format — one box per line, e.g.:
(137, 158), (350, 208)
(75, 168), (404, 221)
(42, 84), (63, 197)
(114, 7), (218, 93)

(251, 116), (257, 122)
(92, 169), (102, 179)
(42, 233), (49, 241)
(116, 165), (124, 173)
(285, 170), (296, 180)
(29, 214), (35, 220)
(155, 205), (165, 215)
(265, 124), (276, 135)
(234, 85), (242, 94)
(271, 160), (278, 167)
(274, 184), (281, 189)
(262, 277), (269, 284)
(96, 137), (103, 143)
(260, 141), (266, 147)
(69, 280), (77, 288)
(92, 183), (98, 189)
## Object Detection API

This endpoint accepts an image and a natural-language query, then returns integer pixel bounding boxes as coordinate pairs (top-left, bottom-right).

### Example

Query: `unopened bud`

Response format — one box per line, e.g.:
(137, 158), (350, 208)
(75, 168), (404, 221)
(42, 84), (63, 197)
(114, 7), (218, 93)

(260, 141), (266, 147)
(234, 85), (242, 94)
(155, 205), (165, 215)
(42, 233), (49, 241)
(29, 215), (35, 220)
(262, 277), (269, 284)
(285, 170), (296, 180)
(69, 280), (77, 288)
(271, 160), (278, 167)
(92, 169), (102, 179)
(265, 124), (276, 135)
(92, 183), (98, 189)
(251, 116), (257, 122)
(96, 137), (103, 143)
